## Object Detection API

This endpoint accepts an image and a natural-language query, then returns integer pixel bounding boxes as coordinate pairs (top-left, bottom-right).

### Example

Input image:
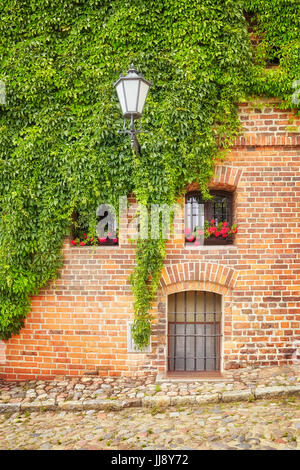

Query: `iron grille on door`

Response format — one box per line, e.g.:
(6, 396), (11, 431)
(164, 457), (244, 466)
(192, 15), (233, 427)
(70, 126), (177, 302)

(168, 291), (222, 372)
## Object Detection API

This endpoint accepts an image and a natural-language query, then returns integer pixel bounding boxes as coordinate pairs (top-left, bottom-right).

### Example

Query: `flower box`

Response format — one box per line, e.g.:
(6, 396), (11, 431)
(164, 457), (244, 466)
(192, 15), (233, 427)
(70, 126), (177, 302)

(185, 219), (237, 247)
(204, 237), (234, 246)
(71, 235), (118, 246)
(100, 237), (118, 246)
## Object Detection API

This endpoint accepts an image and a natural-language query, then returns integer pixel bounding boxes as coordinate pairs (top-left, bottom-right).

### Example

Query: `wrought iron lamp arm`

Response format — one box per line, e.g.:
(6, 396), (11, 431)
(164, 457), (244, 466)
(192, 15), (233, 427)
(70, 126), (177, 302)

(117, 116), (148, 155)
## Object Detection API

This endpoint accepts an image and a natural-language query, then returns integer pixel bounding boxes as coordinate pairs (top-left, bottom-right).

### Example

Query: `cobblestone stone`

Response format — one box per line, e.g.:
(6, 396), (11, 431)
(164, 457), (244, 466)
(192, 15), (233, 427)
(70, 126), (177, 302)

(1, 365), (299, 410)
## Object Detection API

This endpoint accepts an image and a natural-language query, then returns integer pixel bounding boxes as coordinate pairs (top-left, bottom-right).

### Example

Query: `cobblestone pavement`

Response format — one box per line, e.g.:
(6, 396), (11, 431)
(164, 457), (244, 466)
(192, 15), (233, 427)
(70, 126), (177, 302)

(0, 365), (299, 407)
(0, 397), (299, 450)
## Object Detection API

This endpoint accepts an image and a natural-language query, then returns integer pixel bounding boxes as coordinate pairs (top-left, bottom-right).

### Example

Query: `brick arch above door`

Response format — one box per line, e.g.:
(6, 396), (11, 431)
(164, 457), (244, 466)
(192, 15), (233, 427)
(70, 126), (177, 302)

(160, 262), (238, 296)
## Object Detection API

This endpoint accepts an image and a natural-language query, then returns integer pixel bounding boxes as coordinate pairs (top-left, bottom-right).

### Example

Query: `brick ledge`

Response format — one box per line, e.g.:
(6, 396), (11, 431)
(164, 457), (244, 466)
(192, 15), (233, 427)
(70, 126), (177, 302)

(234, 135), (300, 147)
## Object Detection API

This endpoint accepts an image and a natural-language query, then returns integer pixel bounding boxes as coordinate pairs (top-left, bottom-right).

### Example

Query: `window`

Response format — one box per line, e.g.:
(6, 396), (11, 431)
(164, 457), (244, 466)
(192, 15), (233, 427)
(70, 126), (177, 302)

(168, 291), (222, 373)
(185, 190), (234, 246)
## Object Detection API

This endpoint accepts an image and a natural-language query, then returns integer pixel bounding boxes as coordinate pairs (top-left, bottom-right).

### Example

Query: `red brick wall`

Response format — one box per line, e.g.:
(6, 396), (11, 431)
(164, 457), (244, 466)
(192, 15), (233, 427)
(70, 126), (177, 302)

(1, 101), (299, 380)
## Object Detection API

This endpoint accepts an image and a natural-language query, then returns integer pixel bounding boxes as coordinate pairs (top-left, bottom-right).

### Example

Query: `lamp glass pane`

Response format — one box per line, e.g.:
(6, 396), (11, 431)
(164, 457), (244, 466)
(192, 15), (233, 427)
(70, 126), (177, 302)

(137, 81), (150, 114)
(115, 81), (127, 115)
(123, 79), (139, 113)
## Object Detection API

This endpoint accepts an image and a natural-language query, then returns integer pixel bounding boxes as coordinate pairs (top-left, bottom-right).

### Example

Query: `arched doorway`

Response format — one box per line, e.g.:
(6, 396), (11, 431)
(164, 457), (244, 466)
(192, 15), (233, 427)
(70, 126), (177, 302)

(168, 291), (222, 373)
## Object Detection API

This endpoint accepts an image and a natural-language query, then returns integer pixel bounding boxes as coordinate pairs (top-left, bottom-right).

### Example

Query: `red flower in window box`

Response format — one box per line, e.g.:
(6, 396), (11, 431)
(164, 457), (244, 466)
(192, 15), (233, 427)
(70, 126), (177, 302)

(204, 220), (237, 240)
(186, 220), (237, 247)
(184, 227), (195, 242)
(72, 232), (119, 247)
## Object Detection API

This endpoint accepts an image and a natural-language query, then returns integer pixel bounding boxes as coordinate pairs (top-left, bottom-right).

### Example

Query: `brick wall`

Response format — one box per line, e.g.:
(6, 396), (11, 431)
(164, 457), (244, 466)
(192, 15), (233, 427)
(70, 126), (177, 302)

(1, 101), (299, 380)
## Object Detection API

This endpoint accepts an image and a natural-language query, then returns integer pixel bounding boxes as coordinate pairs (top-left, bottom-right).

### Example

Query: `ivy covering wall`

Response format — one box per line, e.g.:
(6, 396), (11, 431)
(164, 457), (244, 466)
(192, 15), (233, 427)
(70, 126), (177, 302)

(0, 0), (299, 346)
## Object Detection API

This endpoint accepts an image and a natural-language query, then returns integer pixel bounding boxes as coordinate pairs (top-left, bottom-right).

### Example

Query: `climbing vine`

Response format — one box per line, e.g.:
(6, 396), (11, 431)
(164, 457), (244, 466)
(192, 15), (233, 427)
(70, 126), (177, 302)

(0, 1), (299, 346)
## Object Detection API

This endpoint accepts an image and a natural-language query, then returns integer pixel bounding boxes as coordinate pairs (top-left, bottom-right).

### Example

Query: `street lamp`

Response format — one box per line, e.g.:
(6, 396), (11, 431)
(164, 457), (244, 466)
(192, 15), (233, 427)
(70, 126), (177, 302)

(114, 64), (152, 154)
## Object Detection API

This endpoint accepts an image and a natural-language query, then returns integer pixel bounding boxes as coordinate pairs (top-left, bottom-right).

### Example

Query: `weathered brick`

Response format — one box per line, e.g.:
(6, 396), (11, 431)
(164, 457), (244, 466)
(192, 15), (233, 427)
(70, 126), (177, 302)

(0, 100), (299, 381)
